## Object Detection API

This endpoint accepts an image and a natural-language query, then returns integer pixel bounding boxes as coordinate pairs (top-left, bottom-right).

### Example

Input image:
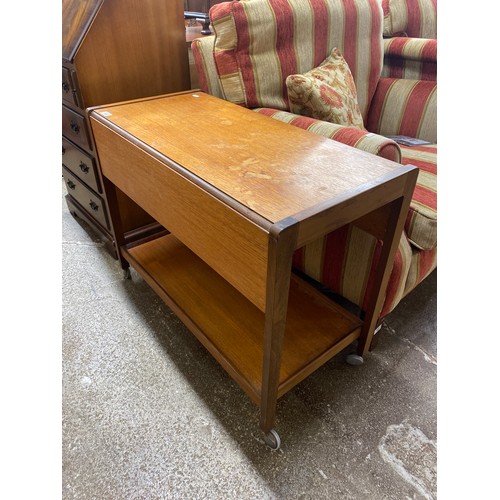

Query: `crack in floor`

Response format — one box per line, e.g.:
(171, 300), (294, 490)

(383, 322), (437, 365)
(378, 422), (437, 500)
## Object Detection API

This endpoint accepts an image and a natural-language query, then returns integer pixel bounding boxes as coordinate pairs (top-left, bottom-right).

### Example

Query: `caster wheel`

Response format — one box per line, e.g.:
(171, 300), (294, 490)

(123, 268), (131, 280)
(346, 353), (364, 366)
(263, 429), (281, 450)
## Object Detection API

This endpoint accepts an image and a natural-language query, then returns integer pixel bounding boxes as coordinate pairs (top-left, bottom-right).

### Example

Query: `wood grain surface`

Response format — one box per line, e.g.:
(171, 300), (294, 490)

(124, 234), (363, 404)
(72, 0), (189, 108)
(91, 118), (269, 311)
(91, 92), (406, 224)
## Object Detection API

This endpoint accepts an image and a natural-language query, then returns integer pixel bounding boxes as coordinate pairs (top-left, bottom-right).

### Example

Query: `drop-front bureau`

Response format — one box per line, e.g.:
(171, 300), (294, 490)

(62, 0), (190, 255)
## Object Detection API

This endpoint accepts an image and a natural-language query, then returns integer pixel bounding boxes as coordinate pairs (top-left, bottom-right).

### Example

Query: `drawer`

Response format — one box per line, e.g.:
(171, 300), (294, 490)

(63, 167), (109, 230)
(62, 105), (92, 151)
(62, 137), (101, 193)
(62, 67), (78, 106)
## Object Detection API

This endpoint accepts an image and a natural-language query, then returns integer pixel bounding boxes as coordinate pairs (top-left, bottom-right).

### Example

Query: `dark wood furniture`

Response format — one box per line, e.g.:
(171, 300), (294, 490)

(184, 0), (226, 34)
(89, 91), (417, 448)
(62, 0), (190, 256)
(184, 11), (211, 36)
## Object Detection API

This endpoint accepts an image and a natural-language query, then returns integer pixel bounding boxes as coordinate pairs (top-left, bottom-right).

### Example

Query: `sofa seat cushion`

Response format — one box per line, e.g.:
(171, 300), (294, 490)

(401, 143), (437, 250)
(286, 48), (364, 129)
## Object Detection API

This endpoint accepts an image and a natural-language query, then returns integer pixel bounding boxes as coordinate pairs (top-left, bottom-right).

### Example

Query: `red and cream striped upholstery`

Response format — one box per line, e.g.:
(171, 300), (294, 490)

(191, 36), (223, 99)
(294, 141), (436, 314)
(192, 0), (437, 320)
(209, 0), (384, 120)
(255, 108), (401, 162)
(380, 233), (436, 317)
(382, 37), (437, 81)
(293, 189), (436, 317)
(292, 142), (436, 316)
(367, 77), (437, 142)
(382, 0), (437, 39)
(401, 144), (436, 250)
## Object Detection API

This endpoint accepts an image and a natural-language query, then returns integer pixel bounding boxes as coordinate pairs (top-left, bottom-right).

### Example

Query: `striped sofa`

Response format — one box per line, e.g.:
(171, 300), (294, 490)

(382, 0), (437, 39)
(192, 0), (437, 325)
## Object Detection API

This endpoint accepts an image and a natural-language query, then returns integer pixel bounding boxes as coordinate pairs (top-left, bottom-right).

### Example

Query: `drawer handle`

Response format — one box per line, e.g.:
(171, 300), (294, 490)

(66, 179), (76, 190)
(89, 200), (99, 211)
(79, 161), (89, 174)
(62, 81), (70, 93)
(70, 120), (80, 134)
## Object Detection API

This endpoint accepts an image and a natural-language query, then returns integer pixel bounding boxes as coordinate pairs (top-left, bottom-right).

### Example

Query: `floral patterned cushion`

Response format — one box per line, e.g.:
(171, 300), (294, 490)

(286, 48), (364, 129)
(286, 48), (365, 129)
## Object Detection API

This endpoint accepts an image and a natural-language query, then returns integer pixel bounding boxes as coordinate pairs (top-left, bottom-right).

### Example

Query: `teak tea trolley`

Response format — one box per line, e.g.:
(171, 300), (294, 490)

(89, 91), (417, 449)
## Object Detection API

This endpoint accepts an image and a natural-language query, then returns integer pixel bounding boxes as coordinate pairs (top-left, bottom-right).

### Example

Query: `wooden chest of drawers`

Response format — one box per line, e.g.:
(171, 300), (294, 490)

(62, 0), (190, 255)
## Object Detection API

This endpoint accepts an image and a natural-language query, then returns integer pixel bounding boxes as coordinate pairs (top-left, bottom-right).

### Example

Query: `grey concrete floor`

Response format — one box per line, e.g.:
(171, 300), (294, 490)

(62, 181), (437, 500)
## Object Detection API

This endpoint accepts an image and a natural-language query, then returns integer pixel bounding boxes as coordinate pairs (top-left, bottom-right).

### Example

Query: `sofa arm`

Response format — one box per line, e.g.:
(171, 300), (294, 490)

(191, 36), (224, 98)
(254, 108), (401, 163)
(382, 37), (437, 81)
(367, 77), (437, 143)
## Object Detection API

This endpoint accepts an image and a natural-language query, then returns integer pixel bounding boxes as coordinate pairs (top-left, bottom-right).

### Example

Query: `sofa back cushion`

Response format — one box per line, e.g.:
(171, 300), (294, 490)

(210, 0), (384, 119)
(382, 0), (437, 39)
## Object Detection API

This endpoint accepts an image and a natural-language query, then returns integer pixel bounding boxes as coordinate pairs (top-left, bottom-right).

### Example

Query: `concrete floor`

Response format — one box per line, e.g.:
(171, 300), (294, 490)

(62, 181), (437, 500)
